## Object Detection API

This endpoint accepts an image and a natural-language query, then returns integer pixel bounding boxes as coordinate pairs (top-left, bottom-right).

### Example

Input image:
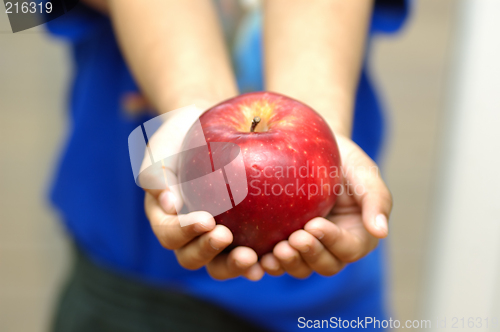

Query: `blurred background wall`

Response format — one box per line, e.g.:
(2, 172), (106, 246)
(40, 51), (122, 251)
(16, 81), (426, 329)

(421, 0), (500, 330)
(0, 0), (466, 331)
(372, 0), (457, 323)
(0, 7), (71, 332)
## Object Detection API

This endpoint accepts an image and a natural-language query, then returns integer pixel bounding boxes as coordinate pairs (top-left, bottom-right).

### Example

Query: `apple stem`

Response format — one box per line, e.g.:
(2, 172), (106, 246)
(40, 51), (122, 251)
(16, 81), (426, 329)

(250, 116), (261, 132)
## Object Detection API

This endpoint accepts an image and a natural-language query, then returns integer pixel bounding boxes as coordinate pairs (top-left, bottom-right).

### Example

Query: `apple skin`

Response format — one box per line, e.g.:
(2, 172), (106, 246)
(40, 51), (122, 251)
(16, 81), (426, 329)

(178, 92), (341, 256)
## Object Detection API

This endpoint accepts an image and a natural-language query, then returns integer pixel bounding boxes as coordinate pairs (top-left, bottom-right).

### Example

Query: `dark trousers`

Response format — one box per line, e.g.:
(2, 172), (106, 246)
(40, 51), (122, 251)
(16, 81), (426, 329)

(50, 248), (270, 332)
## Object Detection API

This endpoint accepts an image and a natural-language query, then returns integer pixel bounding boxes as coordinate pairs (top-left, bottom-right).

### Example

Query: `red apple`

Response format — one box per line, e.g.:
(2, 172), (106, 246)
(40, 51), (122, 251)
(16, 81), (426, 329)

(177, 92), (341, 256)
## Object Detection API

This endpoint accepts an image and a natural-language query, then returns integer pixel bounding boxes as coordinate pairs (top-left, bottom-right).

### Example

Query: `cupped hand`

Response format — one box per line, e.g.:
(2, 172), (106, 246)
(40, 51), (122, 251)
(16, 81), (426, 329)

(260, 134), (393, 278)
(145, 191), (264, 281)
(140, 105), (264, 281)
(141, 106), (391, 281)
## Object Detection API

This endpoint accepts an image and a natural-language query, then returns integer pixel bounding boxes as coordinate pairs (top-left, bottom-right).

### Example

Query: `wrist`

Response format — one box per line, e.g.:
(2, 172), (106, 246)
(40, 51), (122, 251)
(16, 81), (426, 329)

(316, 105), (353, 139)
(268, 88), (354, 138)
(311, 88), (354, 138)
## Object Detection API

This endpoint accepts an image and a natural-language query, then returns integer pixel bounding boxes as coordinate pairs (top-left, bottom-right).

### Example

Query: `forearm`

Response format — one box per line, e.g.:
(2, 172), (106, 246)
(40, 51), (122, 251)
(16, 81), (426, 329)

(102, 0), (238, 112)
(264, 0), (373, 137)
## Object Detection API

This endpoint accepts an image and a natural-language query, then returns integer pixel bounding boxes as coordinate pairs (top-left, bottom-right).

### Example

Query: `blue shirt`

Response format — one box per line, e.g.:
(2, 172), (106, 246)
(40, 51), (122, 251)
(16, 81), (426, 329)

(46, 1), (409, 331)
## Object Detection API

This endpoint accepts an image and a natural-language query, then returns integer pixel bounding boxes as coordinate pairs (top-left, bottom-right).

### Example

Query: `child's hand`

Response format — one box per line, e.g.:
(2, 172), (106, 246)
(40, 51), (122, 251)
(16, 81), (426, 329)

(145, 191), (264, 281)
(140, 107), (391, 281)
(141, 106), (265, 281)
(260, 135), (392, 278)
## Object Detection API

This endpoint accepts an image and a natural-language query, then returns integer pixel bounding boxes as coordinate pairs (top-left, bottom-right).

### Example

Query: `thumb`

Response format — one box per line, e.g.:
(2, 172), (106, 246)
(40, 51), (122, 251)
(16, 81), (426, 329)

(337, 136), (393, 238)
(139, 155), (184, 211)
(155, 167), (185, 214)
(134, 105), (205, 202)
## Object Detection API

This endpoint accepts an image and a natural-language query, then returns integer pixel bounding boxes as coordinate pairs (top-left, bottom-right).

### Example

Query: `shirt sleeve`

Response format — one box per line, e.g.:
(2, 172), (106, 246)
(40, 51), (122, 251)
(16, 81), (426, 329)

(371, 0), (411, 34)
(44, 1), (106, 42)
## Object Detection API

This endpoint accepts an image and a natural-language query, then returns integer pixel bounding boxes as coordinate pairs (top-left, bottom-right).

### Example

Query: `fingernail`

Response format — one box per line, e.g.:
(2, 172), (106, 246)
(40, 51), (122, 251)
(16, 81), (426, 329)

(307, 229), (324, 240)
(159, 191), (176, 212)
(374, 214), (388, 234)
(208, 238), (221, 251)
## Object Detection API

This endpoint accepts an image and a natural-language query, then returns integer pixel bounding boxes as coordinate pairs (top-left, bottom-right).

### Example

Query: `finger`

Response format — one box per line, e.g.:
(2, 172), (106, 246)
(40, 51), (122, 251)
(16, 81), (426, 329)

(160, 167), (184, 212)
(337, 136), (392, 238)
(273, 241), (313, 279)
(288, 230), (345, 276)
(174, 225), (233, 270)
(305, 217), (378, 263)
(206, 247), (261, 281)
(138, 105), (205, 197)
(154, 181), (185, 215)
(260, 253), (285, 277)
(157, 190), (178, 214)
(138, 159), (175, 198)
(141, 165), (184, 213)
(145, 192), (215, 250)
(242, 263), (265, 281)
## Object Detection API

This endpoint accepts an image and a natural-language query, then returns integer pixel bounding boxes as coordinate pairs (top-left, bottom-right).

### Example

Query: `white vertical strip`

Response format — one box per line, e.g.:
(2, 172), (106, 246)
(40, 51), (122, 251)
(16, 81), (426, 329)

(422, 0), (500, 330)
